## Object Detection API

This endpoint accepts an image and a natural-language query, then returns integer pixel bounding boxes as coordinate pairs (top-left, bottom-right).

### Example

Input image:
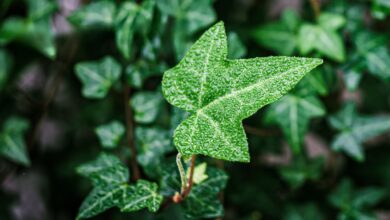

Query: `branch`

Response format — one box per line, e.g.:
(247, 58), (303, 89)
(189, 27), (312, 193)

(309, 0), (321, 18)
(124, 84), (141, 181)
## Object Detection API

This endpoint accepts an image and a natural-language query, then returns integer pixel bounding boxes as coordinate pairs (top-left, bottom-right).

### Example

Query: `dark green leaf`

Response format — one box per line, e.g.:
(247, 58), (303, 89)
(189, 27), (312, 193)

(68, 1), (116, 28)
(131, 90), (163, 124)
(0, 49), (12, 90)
(95, 121), (125, 149)
(75, 56), (122, 99)
(76, 153), (129, 186)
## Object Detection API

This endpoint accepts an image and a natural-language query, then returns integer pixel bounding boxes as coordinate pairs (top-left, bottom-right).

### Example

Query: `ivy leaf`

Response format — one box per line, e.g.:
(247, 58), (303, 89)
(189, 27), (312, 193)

(135, 127), (173, 178)
(119, 180), (163, 213)
(251, 9), (300, 56)
(114, 0), (155, 59)
(76, 153), (129, 186)
(318, 13), (346, 30)
(157, 0), (216, 59)
(27, 0), (57, 20)
(187, 162), (208, 184)
(75, 56), (122, 99)
(77, 184), (128, 220)
(0, 116), (30, 166)
(265, 94), (325, 153)
(0, 49), (12, 90)
(371, 0), (390, 19)
(68, 1), (116, 28)
(329, 103), (390, 161)
(366, 47), (390, 81)
(131, 90), (163, 124)
(182, 167), (228, 219)
(298, 24), (345, 62)
(162, 22), (322, 162)
(252, 21), (297, 56)
(95, 121), (125, 149)
(279, 157), (324, 189)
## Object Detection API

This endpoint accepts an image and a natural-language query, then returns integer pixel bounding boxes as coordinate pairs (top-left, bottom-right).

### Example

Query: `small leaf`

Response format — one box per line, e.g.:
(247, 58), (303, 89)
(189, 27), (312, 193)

(75, 56), (122, 99)
(131, 90), (163, 124)
(329, 103), (390, 161)
(0, 117), (30, 166)
(119, 180), (163, 213)
(318, 13), (346, 30)
(115, 2), (138, 59)
(182, 167), (228, 219)
(265, 95), (325, 153)
(95, 121), (125, 149)
(27, 0), (57, 20)
(0, 49), (12, 90)
(162, 21), (322, 162)
(252, 22), (296, 55)
(297, 24), (317, 55)
(68, 1), (116, 28)
(279, 157), (324, 188)
(366, 46), (390, 81)
(187, 162), (208, 184)
(77, 184), (128, 220)
(76, 153), (129, 186)
(135, 127), (173, 177)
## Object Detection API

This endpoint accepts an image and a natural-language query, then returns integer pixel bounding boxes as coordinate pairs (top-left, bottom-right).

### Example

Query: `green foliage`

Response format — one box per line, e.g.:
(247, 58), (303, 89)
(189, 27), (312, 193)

(162, 22), (322, 162)
(95, 120), (125, 149)
(0, 116), (30, 166)
(2, 0), (390, 219)
(329, 103), (390, 161)
(329, 179), (386, 220)
(75, 56), (122, 99)
(131, 90), (163, 124)
(76, 153), (162, 219)
(265, 94), (325, 153)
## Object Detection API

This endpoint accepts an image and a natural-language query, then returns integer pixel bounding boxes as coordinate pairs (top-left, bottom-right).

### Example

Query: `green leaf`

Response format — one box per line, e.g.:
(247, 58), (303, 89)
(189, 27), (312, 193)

(119, 180), (163, 213)
(135, 127), (173, 177)
(252, 22), (297, 55)
(329, 103), (390, 161)
(187, 162), (208, 184)
(366, 46), (390, 81)
(371, 0), (390, 19)
(115, 0), (156, 59)
(182, 167), (228, 219)
(157, 0), (216, 59)
(131, 90), (163, 124)
(75, 56), (122, 99)
(318, 13), (346, 30)
(0, 117), (30, 166)
(279, 157), (324, 189)
(298, 24), (345, 62)
(95, 121), (125, 149)
(0, 17), (29, 45)
(76, 153), (129, 186)
(284, 203), (325, 220)
(162, 22), (322, 162)
(0, 49), (12, 90)
(68, 1), (116, 28)
(265, 95), (325, 153)
(26, 0), (57, 20)
(227, 32), (246, 59)
(77, 184), (128, 220)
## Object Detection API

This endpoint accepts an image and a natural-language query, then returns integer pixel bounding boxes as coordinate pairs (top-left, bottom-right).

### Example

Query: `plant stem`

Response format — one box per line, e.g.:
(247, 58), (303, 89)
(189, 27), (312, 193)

(124, 84), (141, 181)
(173, 154), (196, 203)
(176, 153), (188, 193)
(309, 0), (321, 18)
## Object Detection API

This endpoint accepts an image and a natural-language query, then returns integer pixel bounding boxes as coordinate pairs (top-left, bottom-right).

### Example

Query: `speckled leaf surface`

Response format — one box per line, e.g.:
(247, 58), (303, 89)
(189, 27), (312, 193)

(119, 180), (163, 213)
(162, 21), (323, 162)
(77, 184), (127, 220)
(75, 56), (121, 99)
(76, 153), (129, 186)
